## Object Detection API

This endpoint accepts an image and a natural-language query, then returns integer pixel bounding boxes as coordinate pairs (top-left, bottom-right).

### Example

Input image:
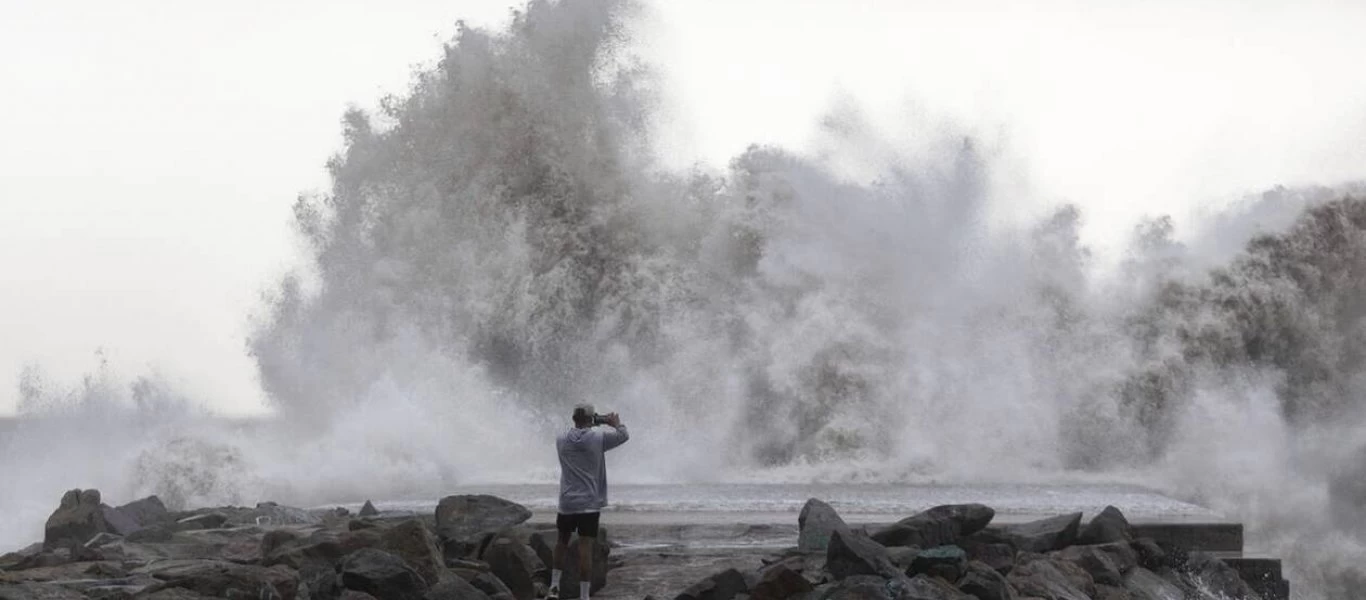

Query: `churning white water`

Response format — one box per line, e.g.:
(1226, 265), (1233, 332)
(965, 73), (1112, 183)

(5, 1), (1366, 597)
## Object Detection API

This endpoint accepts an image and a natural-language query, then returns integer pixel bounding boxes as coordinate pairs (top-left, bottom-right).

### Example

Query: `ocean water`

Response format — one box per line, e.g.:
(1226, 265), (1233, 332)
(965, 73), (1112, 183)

(344, 482), (1223, 524)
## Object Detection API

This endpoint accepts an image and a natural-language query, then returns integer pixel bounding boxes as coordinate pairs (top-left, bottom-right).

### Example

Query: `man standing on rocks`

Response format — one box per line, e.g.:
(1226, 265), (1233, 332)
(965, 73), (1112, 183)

(550, 403), (629, 600)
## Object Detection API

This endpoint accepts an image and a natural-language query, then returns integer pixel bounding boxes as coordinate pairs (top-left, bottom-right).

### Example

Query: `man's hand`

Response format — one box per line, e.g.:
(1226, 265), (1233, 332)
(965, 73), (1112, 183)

(606, 412), (621, 428)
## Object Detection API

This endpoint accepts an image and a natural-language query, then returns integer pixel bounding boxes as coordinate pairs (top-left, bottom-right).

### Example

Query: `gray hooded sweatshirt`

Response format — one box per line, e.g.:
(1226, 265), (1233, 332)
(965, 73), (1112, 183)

(557, 424), (630, 514)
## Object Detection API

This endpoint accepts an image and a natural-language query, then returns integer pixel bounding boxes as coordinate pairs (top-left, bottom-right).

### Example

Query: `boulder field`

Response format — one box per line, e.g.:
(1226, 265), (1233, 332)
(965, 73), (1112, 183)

(0, 490), (604, 600)
(0, 491), (1286, 600)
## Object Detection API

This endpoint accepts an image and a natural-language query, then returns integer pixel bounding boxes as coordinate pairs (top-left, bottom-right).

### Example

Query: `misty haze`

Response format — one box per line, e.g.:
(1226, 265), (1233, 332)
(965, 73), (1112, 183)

(3, 1), (1366, 599)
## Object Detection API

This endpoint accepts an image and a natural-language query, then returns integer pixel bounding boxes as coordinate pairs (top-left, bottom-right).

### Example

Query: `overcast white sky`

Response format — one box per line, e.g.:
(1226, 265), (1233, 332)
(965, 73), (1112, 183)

(2, 0), (1364, 415)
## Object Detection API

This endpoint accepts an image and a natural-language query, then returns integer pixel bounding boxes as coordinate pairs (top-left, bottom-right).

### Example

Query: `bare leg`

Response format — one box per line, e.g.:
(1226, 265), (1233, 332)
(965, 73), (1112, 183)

(554, 530), (571, 572)
(577, 535), (594, 597)
(551, 529), (571, 597)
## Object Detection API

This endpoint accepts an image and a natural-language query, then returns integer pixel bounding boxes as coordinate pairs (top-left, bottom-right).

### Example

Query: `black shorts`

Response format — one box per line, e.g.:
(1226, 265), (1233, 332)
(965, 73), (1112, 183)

(556, 512), (601, 538)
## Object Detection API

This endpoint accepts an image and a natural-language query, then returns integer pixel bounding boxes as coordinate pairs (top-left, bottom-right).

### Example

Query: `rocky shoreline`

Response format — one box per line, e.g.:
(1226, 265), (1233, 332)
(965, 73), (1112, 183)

(0, 489), (1287, 600)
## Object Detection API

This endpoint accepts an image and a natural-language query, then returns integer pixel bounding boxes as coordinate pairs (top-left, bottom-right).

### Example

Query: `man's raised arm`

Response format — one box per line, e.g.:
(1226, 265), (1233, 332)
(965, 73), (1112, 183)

(603, 413), (629, 451)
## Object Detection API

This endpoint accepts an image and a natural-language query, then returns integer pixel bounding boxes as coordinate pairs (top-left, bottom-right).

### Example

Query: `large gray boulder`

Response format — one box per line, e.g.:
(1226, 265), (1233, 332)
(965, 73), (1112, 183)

(871, 504), (995, 549)
(1076, 506), (1132, 546)
(826, 529), (897, 580)
(995, 513), (1083, 553)
(482, 537), (543, 600)
(115, 496), (170, 528)
(798, 499), (850, 552)
(1052, 542), (1138, 587)
(674, 568), (749, 600)
(750, 562), (813, 600)
(434, 496), (531, 541)
(382, 519), (448, 587)
(958, 560), (1014, 600)
(44, 489), (121, 549)
(341, 548), (430, 600)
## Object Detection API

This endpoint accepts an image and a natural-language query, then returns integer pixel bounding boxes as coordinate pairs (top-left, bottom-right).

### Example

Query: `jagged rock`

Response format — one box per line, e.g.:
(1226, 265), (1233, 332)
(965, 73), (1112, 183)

(482, 537), (542, 600)
(351, 519), (380, 531)
(750, 563), (813, 600)
(675, 568), (748, 600)
(908, 546), (968, 582)
(115, 496), (169, 529)
(871, 504), (995, 549)
(434, 496), (531, 541)
(382, 520), (448, 586)
(1077, 507), (1131, 546)
(1053, 543), (1138, 586)
(44, 489), (108, 549)
(995, 513), (1082, 553)
(798, 499), (850, 552)
(100, 506), (141, 537)
(958, 560), (1013, 600)
(1122, 567), (1183, 600)
(133, 559), (299, 599)
(826, 529), (897, 580)
(425, 576), (493, 600)
(341, 591), (380, 600)
(1007, 554), (1094, 600)
(468, 572), (515, 600)
(360, 501), (381, 518)
(341, 548), (429, 600)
